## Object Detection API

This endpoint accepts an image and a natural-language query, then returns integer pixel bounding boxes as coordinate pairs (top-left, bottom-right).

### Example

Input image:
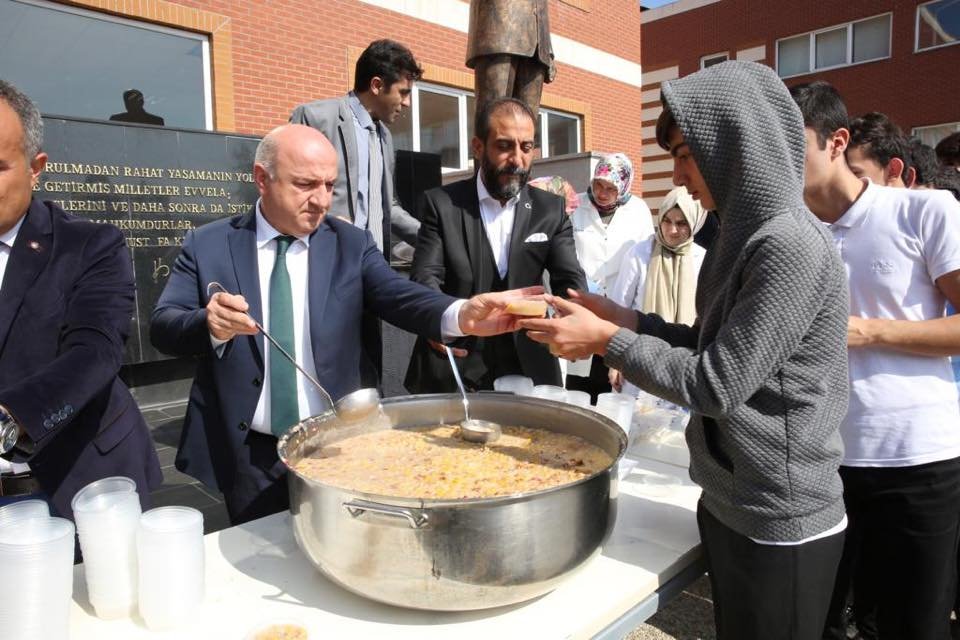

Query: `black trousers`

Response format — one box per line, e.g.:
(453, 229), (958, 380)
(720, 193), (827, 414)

(565, 354), (612, 404)
(222, 429), (290, 526)
(697, 502), (844, 640)
(821, 457), (960, 640)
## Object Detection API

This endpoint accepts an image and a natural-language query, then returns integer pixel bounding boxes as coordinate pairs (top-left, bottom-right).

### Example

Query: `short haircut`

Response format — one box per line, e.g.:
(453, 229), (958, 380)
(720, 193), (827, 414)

(934, 166), (960, 202)
(936, 132), (960, 168)
(788, 81), (849, 148)
(655, 103), (677, 151)
(848, 112), (908, 176)
(353, 39), (422, 93)
(0, 79), (43, 160)
(907, 138), (940, 186)
(254, 127), (281, 178)
(473, 97), (536, 143)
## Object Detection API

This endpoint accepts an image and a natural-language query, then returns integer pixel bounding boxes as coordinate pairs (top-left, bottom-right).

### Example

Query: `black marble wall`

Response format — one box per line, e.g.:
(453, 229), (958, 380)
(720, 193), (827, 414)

(35, 116), (260, 364)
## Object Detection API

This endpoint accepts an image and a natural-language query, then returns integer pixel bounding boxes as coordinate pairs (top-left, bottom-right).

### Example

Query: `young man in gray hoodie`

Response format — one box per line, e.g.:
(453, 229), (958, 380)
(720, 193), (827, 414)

(521, 61), (849, 639)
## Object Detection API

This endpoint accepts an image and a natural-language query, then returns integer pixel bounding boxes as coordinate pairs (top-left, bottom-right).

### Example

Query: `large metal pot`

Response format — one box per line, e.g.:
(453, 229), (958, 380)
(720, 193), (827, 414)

(277, 393), (626, 611)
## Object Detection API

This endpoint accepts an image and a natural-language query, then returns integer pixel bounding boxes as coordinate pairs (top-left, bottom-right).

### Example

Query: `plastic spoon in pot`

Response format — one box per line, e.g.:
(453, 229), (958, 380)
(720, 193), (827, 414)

(443, 345), (501, 444)
(206, 281), (383, 424)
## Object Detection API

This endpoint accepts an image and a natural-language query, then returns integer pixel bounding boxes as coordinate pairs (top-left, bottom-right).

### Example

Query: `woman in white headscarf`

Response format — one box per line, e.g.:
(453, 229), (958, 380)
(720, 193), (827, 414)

(608, 186), (708, 393)
(566, 153), (654, 401)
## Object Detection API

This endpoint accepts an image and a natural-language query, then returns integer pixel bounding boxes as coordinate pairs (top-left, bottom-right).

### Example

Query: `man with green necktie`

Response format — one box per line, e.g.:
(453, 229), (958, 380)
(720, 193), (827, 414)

(150, 124), (537, 525)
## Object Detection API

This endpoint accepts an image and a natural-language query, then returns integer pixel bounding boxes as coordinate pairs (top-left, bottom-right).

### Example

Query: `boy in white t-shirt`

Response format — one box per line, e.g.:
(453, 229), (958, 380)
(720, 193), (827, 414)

(792, 81), (960, 640)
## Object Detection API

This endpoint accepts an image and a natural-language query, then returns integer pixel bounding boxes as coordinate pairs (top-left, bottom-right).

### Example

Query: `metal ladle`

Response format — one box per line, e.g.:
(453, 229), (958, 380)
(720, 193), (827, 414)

(206, 282), (383, 425)
(443, 345), (502, 444)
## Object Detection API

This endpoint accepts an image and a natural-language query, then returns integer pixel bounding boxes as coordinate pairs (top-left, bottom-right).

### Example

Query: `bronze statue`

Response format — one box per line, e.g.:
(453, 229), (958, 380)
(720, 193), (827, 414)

(466, 0), (556, 122)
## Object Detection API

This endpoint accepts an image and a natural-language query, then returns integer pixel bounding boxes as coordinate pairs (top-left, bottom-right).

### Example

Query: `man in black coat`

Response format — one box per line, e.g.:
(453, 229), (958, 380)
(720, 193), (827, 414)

(405, 97), (586, 393)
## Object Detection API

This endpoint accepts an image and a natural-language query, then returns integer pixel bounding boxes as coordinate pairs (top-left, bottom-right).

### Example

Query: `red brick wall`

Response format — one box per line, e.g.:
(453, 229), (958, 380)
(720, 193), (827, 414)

(641, 0), (958, 133)
(132, 0), (645, 170)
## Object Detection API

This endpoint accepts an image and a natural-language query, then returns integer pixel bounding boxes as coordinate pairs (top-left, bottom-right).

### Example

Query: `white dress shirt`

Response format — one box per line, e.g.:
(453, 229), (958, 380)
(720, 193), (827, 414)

(0, 215), (31, 474)
(214, 202), (466, 435)
(476, 173), (519, 279)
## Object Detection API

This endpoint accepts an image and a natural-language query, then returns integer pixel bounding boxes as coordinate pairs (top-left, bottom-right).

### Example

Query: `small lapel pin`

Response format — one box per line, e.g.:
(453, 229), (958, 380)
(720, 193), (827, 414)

(28, 241), (41, 252)
(524, 202), (532, 209)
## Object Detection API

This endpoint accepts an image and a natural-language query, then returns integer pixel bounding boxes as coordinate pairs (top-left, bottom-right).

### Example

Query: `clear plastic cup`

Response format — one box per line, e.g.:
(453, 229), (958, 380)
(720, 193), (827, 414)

(0, 499), (49, 529)
(565, 390), (592, 408)
(0, 516), (75, 640)
(137, 506), (205, 631)
(70, 475), (136, 514)
(531, 385), (568, 403)
(493, 375), (535, 396)
(596, 391), (636, 435)
(73, 484), (142, 620)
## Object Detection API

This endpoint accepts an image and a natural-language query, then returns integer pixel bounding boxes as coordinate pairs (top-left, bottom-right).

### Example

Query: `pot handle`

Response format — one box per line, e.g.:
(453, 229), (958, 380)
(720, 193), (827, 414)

(343, 499), (430, 529)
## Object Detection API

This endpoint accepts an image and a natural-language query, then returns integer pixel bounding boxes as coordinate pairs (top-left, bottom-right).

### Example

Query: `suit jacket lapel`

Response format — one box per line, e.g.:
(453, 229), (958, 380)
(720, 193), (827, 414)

(0, 201), (53, 352)
(507, 187), (533, 289)
(308, 222), (336, 370)
(338, 100), (360, 219)
(228, 209), (264, 362)
(461, 181), (486, 295)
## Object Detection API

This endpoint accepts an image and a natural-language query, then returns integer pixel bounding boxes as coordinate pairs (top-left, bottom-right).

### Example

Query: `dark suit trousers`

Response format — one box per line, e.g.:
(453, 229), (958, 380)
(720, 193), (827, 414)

(222, 430), (289, 526)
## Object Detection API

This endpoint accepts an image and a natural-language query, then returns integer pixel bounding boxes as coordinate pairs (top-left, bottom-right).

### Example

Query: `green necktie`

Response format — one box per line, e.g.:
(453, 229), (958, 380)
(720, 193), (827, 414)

(269, 235), (298, 436)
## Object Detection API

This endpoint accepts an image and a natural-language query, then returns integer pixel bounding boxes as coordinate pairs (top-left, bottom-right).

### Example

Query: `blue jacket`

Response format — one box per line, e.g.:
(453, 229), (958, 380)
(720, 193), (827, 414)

(150, 209), (454, 494)
(0, 199), (162, 519)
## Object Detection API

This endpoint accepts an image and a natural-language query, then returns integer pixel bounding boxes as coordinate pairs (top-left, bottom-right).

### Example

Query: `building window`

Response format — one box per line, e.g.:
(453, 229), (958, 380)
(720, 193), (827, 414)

(913, 122), (960, 148)
(0, 0), (212, 129)
(917, 0), (960, 52)
(390, 83), (582, 172)
(700, 53), (729, 69)
(776, 13), (892, 78)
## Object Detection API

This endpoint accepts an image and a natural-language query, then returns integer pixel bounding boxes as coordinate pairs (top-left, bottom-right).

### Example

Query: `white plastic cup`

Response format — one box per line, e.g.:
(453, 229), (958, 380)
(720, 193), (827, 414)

(493, 375), (535, 396)
(531, 385), (568, 403)
(0, 516), (75, 640)
(0, 499), (49, 529)
(565, 390), (592, 409)
(596, 391), (636, 435)
(137, 506), (205, 631)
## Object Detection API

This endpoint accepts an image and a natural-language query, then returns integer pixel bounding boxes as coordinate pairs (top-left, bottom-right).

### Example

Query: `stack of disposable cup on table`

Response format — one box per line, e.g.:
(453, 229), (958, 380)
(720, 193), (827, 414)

(564, 390), (592, 409)
(137, 506), (205, 631)
(72, 476), (142, 619)
(0, 515), (75, 640)
(0, 498), (49, 528)
(531, 384), (568, 402)
(493, 374), (535, 396)
(596, 392), (638, 480)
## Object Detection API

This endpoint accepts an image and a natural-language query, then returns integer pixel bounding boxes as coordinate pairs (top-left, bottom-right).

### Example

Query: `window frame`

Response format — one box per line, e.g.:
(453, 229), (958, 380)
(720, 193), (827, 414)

(398, 82), (582, 173)
(700, 52), (729, 69)
(915, 0), (960, 53)
(9, 0), (213, 129)
(912, 122), (960, 147)
(775, 12), (893, 79)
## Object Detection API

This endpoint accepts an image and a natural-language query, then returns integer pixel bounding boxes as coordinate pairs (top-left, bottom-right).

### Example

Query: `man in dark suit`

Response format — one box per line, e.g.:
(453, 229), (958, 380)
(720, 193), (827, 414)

(150, 124), (537, 525)
(0, 80), (161, 517)
(405, 97), (586, 394)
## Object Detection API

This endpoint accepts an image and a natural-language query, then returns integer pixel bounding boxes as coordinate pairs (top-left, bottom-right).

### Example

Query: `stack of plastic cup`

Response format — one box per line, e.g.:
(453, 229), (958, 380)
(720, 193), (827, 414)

(531, 384), (568, 403)
(596, 391), (636, 435)
(137, 506), (205, 631)
(493, 375), (535, 396)
(0, 499), (49, 528)
(0, 516), (75, 640)
(72, 476), (142, 619)
(565, 390), (592, 409)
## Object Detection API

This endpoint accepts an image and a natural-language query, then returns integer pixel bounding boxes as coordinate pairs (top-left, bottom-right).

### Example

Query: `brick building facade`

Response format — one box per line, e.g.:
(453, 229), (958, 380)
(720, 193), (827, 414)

(640, 0), (960, 211)
(1, 0), (646, 192)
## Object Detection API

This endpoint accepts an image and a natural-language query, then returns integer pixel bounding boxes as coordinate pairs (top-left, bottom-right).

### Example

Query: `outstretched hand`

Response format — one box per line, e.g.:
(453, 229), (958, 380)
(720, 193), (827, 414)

(518, 294), (621, 360)
(566, 289), (638, 332)
(458, 286), (545, 336)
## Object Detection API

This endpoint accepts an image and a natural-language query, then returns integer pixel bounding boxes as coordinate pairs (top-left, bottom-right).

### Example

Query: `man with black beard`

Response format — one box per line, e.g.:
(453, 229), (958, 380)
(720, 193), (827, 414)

(404, 97), (585, 393)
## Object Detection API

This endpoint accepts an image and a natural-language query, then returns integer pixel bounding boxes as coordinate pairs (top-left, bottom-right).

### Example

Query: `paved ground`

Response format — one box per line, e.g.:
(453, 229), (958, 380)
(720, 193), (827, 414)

(141, 401), (718, 638)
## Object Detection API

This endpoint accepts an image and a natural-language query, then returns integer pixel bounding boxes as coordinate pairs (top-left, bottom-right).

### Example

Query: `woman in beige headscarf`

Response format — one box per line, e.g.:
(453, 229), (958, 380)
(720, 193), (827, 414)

(608, 186), (708, 392)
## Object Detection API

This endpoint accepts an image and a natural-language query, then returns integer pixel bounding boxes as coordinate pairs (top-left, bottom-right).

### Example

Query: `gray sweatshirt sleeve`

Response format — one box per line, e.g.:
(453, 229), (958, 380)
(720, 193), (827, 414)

(605, 232), (830, 418)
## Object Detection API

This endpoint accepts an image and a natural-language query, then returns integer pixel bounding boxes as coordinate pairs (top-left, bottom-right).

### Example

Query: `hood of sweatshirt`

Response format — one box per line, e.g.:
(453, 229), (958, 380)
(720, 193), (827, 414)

(659, 61), (807, 230)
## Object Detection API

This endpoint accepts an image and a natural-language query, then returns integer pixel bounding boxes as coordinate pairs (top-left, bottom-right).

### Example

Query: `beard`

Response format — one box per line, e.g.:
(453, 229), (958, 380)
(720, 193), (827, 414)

(481, 156), (529, 201)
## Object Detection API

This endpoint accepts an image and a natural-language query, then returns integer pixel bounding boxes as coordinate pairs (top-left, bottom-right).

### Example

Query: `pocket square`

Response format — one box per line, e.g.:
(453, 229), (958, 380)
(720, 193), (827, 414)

(524, 232), (548, 243)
